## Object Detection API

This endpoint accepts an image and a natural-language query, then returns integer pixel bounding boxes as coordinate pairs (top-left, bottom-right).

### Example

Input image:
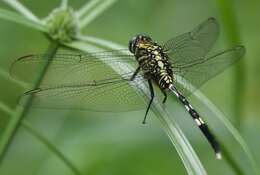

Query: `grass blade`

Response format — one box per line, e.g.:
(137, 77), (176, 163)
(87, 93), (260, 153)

(0, 68), (27, 89)
(217, 0), (245, 129)
(193, 90), (259, 174)
(3, 0), (41, 23)
(0, 8), (46, 32)
(77, 0), (103, 18)
(77, 35), (126, 49)
(0, 102), (13, 116)
(65, 40), (207, 175)
(176, 76), (258, 174)
(79, 0), (117, 29)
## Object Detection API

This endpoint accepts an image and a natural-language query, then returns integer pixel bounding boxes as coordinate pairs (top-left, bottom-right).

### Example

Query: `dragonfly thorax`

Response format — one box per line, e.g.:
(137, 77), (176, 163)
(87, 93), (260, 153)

(129, 34), (174, 90)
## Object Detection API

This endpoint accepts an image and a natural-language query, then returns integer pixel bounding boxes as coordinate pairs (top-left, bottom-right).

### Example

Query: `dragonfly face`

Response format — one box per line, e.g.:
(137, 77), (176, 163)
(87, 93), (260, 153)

(129, 34), (173, 90)
(129, 34), (153, 54)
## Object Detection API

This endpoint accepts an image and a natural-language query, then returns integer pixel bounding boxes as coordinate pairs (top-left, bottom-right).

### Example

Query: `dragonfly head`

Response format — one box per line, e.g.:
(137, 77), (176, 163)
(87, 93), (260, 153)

(129, 34), (153, 54)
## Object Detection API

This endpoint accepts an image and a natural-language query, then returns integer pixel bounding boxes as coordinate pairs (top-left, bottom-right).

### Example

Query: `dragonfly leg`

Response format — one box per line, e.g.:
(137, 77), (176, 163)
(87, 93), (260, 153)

(143, 79), (154, 124)
(130, 66), (141, 81)
(160, 90), (167, 103)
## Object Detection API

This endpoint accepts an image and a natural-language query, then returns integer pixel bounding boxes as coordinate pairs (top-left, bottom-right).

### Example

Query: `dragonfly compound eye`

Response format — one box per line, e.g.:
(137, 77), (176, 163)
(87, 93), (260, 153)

(129, 34), (152, 54)
(129, 36), (137, 53)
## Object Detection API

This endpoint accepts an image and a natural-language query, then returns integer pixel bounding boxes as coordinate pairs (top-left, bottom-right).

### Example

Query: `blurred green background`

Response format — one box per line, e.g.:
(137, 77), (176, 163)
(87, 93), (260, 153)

(0, 0), (259, 174)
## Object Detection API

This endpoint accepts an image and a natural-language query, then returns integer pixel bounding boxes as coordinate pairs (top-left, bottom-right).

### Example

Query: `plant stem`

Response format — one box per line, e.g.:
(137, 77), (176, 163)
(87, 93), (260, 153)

(217, 0), (245, 129)
(79, 0), (117, 28)
(22, 120), (82, 175)
(0, 68), (27, 89)
(3, 0), (40, 23)
(60, 0), (68, 9)
(77, 0), (103, 18)
(0, 8), (46, 32)
(0, 41), (59, 164)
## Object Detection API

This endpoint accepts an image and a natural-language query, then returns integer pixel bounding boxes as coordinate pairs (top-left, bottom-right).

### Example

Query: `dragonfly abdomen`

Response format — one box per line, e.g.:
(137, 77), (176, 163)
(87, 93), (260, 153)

(158, 73), (173, 90)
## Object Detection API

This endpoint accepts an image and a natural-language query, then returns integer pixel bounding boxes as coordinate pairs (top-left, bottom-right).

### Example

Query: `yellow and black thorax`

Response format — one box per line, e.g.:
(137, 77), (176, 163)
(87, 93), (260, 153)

(129, 35), (173, 90)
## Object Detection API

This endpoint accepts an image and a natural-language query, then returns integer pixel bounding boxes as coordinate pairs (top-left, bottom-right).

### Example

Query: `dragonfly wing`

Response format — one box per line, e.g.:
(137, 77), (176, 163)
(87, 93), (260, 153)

(19, 75), (147, 111)
(172, 46), (245, 96)
(11, 50), (148, 111)
(163, 18), (219, 65)
(10, 50), (135, 86)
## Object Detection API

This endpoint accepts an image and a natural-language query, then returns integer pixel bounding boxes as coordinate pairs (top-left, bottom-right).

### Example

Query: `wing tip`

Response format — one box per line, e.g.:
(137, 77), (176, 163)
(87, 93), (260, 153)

(16, 88), (42, 107)
(24, 88), (41, 95)
(236, 45), (246, 55)
(207, 17), (219, 30)
(16, 54), (35, 61)
(208, 17), (217, 22)
(9, 54), (35, 78)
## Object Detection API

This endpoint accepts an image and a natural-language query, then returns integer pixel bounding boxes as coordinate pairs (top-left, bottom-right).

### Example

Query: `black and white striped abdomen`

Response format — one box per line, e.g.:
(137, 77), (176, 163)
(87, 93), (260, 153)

(169, 84), (221, 158)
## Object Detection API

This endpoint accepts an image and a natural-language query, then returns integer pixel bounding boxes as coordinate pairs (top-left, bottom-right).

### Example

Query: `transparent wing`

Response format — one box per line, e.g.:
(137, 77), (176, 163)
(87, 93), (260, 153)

(163, 17), (219, 65)
(10, 50), (148, 111)
(10, 49), (135, 86)
(19, 75), (148, 111)
(172, 46), (245, 96)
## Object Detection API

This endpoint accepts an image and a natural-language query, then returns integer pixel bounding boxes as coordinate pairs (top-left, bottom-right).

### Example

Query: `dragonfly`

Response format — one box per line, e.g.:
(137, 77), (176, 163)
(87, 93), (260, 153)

(10, 17), (245, 159)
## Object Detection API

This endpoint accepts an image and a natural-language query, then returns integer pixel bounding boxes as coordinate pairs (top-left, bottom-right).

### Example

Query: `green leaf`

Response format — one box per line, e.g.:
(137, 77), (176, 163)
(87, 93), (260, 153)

(77, 35), (127, 49)
(0, 8), (46, 32)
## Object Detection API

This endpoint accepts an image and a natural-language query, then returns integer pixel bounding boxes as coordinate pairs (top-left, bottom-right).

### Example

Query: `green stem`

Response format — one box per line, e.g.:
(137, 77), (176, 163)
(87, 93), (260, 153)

(22, 120), (82, 175)
(77, 0), (103, 18)
(3, 0), (40, 23)
(79, 0), (117, 28)
(217, 0), (245, 129)
(60, 0), (68, 9)
(0, 41), (59, 164)
(0, 8), (46, 32)
(0, 68), (27, 89)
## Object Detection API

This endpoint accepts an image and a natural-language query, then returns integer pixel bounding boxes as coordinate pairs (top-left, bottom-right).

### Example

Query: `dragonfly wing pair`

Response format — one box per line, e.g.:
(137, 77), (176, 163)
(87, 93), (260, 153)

(164, 18), (245, 95)
(10, 18), (245, 111)
(10, 51), (147, 111)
